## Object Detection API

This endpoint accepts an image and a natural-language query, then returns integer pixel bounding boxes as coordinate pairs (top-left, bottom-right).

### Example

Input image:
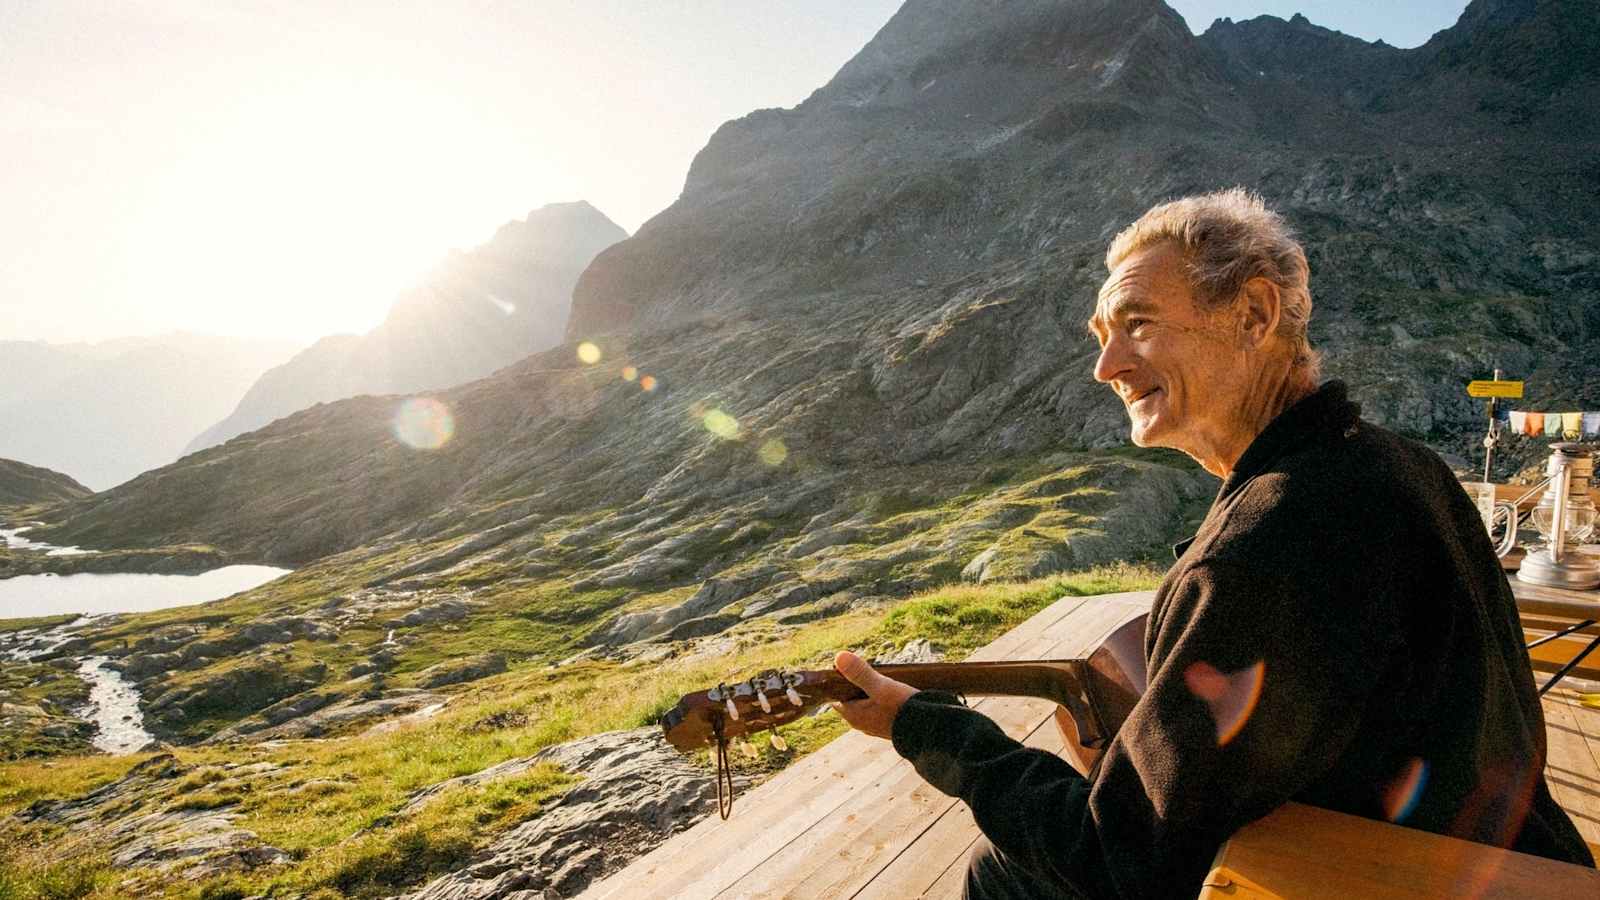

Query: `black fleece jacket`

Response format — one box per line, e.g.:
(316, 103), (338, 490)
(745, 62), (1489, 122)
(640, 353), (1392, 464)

(891, 381), (1594, 899)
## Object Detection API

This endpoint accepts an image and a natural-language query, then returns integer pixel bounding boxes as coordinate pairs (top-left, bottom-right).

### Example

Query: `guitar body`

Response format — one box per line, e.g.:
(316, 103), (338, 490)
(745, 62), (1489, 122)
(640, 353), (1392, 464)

(1054, 612), (1148, 773)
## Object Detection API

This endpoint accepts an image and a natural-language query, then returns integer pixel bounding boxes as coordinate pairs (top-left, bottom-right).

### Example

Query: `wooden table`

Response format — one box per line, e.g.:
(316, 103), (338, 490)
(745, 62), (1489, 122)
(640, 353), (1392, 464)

(1201, 802), (1600, 899)
(1511, 577), (1600, 688)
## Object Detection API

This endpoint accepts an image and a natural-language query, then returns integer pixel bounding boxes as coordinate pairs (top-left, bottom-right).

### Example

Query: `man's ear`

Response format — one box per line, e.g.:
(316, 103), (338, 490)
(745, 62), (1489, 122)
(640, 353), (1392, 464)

(1236, 277), (1281, 349)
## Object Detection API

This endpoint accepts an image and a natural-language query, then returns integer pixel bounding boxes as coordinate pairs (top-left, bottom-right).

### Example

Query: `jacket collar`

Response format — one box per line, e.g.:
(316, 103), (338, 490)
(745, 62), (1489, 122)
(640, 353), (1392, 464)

(1218, 379), (1360, 503)
(1171, 380), (1360, 559)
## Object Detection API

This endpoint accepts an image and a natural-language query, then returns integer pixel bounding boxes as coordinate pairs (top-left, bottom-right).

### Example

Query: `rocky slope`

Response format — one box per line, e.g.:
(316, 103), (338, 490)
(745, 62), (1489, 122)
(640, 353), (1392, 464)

(0, 334), (301, 490)
(0, 458), (89, 506)
(184, 202), (628, 455)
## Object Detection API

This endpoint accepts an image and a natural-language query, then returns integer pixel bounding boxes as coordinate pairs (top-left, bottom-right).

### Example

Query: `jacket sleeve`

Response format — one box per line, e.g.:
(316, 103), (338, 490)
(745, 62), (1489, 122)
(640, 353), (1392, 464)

(891, 556), (1401, 899)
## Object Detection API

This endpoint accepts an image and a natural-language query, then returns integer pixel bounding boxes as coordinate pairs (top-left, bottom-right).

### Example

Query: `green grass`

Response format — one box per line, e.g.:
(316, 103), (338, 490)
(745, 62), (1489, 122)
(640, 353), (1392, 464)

(0, 566), (1164, 899)
(0, 615), (78, 636)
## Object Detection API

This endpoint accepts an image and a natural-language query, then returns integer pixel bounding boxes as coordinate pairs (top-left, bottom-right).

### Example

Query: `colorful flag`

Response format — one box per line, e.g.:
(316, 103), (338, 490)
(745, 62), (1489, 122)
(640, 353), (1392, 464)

(1527, 412), (1545, 435)
(1562, 412), (1583, 439)
(1545, 413), (1563, 436)
(1510, 410), (1528, 433)
(1584, 412), (1600, 437)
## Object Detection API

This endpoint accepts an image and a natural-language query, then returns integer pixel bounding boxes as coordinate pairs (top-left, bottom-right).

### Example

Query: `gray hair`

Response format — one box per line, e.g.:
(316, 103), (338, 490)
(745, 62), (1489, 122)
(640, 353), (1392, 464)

(1106, 188), (1321, 379)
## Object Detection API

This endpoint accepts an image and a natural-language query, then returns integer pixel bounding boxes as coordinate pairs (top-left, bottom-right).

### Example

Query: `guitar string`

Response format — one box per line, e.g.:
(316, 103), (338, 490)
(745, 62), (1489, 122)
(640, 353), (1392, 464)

(715, 734), (735, 819)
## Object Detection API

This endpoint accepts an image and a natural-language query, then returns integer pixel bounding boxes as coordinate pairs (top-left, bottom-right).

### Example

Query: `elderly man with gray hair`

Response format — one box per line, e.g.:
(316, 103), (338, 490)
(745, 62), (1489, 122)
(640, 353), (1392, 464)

(831, 189), (1594, 897)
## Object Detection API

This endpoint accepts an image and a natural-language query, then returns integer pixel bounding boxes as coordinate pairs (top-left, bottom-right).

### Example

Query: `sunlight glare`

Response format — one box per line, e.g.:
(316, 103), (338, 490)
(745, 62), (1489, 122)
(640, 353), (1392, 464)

(124, 78), (570, 341)
(577, 341), (602, 364)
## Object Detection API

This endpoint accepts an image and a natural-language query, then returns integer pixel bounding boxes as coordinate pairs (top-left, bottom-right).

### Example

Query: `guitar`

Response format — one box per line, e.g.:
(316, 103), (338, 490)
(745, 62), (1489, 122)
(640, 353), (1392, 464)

(660, 613), (1150, 818)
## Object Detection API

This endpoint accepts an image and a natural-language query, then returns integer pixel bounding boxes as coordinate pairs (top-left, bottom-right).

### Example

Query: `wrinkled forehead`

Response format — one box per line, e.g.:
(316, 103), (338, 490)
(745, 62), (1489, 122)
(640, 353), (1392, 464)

(1088, 242), (1185, 333)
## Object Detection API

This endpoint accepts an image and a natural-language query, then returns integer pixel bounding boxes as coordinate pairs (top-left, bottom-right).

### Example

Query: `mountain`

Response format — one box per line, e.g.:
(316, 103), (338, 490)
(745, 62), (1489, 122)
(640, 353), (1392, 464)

(9, 3), (1599, 893)
(0, 457), (90, 506)
(184, 202), (628, 455)
(0, 334), (302, 490)
(32, 0), (1598, 579)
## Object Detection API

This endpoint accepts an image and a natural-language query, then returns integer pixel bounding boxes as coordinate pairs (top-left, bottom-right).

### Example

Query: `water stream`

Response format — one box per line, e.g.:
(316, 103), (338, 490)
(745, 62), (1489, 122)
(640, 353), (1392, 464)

(2, 528), (290, 754)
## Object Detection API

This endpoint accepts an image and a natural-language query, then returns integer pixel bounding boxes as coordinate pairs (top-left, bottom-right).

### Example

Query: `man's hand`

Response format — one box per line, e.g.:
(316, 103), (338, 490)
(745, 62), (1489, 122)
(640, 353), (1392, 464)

(831, 650), (917, 740)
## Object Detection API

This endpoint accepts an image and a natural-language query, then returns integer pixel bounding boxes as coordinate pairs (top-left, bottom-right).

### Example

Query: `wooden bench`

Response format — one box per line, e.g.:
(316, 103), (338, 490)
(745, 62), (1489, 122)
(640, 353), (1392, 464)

(582, 590), (1600, 898)
(1202, 802), (1600, 898)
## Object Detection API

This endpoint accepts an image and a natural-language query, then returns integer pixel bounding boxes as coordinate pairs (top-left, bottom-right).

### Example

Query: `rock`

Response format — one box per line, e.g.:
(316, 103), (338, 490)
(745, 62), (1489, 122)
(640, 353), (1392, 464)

(876, 638), (942, 665)
(403, 728), (757, 900)
(388, 598), (477, 628)
(417, 652), (507, 689)
(240, 618), (310, 646)
(16, 752), (289, 878)
(113, 651), (184, 681)
(207, 690), (446, 743)
(144, 661), (326, 736)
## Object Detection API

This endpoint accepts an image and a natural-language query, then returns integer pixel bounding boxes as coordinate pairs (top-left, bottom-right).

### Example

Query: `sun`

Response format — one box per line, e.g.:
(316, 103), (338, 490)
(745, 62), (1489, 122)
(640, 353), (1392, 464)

(123, 77), (569, 342)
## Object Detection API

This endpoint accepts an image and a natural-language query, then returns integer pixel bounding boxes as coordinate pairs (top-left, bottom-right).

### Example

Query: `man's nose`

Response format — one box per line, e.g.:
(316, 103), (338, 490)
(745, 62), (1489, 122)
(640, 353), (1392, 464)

(1093, 333), (1134, 385)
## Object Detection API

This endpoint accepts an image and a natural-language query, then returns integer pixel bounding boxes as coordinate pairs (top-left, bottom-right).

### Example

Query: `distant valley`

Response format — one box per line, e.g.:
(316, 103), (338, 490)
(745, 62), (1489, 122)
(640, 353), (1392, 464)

(0, 334), (303, 490)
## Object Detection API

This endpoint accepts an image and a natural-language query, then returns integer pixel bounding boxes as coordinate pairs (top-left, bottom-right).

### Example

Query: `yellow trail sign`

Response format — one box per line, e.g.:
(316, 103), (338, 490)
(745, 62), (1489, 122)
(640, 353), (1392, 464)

(1467, 380), (1524, 399)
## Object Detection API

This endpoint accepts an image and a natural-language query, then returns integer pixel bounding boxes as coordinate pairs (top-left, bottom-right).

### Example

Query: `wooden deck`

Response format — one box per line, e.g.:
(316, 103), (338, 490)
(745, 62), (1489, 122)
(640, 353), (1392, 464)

(582, 589), (1600, 899)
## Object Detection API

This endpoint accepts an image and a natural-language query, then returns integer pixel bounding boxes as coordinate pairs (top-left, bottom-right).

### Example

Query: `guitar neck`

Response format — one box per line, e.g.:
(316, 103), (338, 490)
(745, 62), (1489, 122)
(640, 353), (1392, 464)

(808, 659), (1092, 710)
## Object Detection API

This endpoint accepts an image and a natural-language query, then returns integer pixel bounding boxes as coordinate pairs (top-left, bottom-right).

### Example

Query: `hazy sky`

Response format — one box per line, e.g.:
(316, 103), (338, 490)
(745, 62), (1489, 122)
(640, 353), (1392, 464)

(2, 1), (1469, 345)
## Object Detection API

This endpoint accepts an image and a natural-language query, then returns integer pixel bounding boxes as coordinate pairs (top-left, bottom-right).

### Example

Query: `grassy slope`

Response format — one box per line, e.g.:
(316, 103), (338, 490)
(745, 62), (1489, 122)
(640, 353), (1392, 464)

(0, 566), (1160, 900)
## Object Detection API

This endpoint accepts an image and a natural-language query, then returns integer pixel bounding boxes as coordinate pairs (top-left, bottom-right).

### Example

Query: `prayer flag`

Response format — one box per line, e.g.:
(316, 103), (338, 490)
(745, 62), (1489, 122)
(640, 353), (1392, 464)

(1562, 412), (1583, 439)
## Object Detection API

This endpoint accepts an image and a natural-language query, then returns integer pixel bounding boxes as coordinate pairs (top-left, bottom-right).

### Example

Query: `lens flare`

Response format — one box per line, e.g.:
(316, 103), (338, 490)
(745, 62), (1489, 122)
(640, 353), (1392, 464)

(577, 341), (602, 364)
(392, 397), (455, 450)
(622, 366), (638, 381)
(1383, 757), (1430, 823)
(703, 408), (739, 440)
(486, 293), (515, 316)
(639, 375), (658, 392)
(758, 439), (788, 466)
(1183, 659), (1265, 746)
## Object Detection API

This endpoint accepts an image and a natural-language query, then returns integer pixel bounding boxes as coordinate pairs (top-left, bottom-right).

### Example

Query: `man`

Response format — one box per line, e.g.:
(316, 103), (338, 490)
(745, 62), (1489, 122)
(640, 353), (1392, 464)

(831, 189), (1594, 898)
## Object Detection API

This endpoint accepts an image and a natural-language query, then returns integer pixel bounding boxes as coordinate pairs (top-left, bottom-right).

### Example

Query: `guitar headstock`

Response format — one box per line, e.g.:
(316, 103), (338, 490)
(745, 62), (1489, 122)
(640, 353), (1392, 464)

(661, 667), (844, 753)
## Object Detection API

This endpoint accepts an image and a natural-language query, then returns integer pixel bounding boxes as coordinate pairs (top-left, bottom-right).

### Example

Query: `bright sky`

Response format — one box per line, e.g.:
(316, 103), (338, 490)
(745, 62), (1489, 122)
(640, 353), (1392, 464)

(1, 1), (1467, 345)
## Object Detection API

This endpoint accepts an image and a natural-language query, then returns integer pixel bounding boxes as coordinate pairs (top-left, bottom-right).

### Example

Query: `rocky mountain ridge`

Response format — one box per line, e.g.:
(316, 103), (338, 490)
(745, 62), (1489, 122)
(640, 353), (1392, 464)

(184, 201), (627, 455)
(0, 458), (89, 506)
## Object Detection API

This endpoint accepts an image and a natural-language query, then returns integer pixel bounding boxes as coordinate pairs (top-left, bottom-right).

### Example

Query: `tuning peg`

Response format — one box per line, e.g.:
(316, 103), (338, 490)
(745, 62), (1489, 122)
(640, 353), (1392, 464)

(756, 688), (772, 714)
(786, 686), (802, 707)
(769, 729), (788, 752)
(725, 697), (740, 721)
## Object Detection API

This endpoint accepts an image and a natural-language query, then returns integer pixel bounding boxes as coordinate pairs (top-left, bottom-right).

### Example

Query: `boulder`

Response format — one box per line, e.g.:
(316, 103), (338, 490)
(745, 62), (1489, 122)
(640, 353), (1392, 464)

(404, 727), (757, 900)
(417, 652), (507, 689)
(388, 598), (476, 628)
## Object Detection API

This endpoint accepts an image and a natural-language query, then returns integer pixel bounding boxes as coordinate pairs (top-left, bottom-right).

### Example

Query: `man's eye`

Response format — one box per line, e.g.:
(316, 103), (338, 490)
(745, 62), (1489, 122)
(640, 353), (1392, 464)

(1127, 318), (1151, 335)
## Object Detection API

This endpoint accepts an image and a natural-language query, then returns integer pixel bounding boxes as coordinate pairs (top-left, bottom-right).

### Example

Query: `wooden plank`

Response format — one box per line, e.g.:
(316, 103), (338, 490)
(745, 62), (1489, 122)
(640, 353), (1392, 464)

(851, 717), (1065, 899)
(919, 854), (970, 900)
(713, 600), (1146, 900)
(1541, 691), (1600, 850)
(1200, 802), (1600, 899)
(582, 592), (1152, 900)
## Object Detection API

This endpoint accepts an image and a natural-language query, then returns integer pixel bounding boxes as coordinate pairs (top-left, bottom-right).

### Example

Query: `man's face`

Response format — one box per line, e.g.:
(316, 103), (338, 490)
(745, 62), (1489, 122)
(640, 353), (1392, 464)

(1089, 241), (1243, 453)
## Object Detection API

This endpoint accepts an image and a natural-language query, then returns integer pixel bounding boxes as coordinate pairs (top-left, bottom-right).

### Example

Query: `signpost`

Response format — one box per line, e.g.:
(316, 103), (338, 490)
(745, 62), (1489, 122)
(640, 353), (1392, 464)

(1472, 370), (1523, 481)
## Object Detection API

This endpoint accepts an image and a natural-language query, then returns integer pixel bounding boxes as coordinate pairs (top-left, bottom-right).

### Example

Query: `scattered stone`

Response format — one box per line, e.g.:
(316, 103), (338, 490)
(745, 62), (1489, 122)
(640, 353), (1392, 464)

(16, 753), (289, 879)
(417, 652), (507, 689)
(388, 598), (478, 628)
(403, 728), (756, 900)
